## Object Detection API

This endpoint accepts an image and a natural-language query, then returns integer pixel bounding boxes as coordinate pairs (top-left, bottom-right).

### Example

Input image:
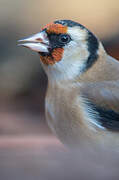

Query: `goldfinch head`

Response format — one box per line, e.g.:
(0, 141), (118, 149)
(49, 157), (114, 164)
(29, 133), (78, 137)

(19, 20), (104, 78)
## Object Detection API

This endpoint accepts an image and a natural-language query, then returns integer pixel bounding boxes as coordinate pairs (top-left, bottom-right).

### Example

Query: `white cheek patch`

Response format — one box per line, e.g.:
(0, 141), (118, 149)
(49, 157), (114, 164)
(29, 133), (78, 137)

(64, 27), (89, 61)
(62, 37), (89, 71)
(63, 41), (78, 58)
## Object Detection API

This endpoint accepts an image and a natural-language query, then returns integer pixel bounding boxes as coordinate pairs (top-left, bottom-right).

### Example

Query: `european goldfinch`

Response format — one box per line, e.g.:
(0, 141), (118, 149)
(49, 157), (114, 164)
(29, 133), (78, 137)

(18, 20), (119, 150)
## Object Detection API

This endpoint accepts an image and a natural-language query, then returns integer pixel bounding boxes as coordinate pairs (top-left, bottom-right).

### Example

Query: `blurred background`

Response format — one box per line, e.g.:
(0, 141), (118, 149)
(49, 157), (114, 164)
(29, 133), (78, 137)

(1, 0), (119, 179)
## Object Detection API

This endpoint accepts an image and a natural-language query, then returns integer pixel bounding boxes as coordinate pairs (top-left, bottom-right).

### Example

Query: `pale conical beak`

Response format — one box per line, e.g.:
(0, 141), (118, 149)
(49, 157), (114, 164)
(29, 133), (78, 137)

(18, 31), (50, 53)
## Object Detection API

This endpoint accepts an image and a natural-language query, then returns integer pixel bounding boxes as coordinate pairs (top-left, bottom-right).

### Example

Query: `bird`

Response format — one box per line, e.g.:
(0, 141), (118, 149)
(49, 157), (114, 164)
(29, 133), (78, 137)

(18, 20), (119, 150)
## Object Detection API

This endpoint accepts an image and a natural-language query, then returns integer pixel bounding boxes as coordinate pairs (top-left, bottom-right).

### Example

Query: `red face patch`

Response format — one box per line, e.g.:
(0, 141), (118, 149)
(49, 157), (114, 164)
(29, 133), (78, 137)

(40, 48), (64, 65)
(42, 23), (67, 34)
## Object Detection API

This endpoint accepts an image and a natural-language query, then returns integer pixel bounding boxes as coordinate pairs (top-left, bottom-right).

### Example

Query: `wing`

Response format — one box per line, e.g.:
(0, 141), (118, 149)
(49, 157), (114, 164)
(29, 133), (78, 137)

(80, 80), (119, 130)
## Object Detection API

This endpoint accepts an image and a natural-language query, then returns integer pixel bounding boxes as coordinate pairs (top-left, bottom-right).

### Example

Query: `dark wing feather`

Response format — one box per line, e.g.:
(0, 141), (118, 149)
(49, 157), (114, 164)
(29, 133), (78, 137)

(80, 80), (119, 131)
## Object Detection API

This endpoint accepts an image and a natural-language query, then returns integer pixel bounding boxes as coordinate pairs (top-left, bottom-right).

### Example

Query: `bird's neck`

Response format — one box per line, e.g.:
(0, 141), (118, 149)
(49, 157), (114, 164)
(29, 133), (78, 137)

(43, 43), (107, 85)
(43, 59), (86, 85)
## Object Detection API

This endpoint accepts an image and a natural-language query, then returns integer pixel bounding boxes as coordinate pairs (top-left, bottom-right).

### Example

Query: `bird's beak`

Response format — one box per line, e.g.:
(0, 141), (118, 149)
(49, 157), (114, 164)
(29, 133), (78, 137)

(18, 31), (50, 53)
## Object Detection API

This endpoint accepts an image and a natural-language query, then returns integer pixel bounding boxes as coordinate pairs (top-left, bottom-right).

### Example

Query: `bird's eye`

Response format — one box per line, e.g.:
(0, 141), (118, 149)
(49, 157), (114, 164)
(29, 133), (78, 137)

(59, 34), (71, 44)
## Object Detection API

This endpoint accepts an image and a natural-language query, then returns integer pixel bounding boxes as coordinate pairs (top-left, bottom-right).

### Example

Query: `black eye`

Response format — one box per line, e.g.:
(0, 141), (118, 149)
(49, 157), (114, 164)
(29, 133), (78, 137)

(59, 34), (71, 44)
